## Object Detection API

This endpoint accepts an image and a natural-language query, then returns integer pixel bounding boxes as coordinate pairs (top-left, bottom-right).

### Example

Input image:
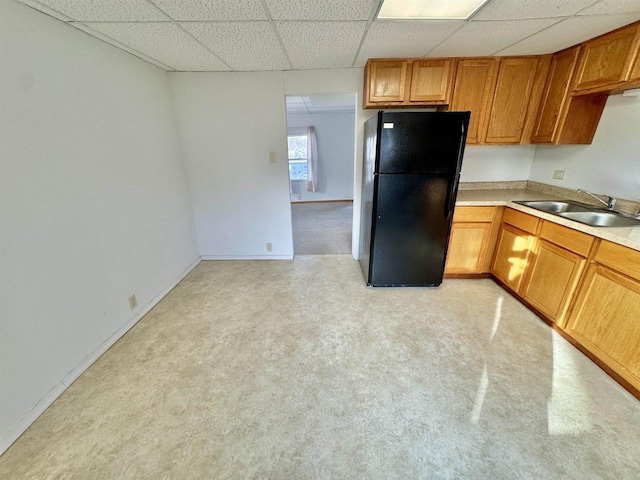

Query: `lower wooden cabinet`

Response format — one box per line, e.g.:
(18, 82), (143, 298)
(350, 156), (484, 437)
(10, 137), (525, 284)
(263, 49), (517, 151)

(445, 206), (502, 275)
(521, 240), (586, 325)
(520, 221), (594, 325)
(564, 241), (640, 392)
(491, 208), (539, 291)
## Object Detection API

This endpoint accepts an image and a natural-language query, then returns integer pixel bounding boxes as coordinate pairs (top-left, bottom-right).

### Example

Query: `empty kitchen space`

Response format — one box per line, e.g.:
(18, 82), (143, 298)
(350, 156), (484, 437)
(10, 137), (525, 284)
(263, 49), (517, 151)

(4, 0), (640, 478)
(1, 256), (639, 478)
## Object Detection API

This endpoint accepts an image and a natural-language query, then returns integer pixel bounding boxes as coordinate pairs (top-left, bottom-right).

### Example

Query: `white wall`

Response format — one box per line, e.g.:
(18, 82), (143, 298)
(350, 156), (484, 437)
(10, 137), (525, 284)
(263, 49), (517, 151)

(169, 68), (366, 259)
(529, 94), (640, 201)
(287, 111), (355, 202)
(0, 1), (199, 451)
(168, 72), (293, 259)
(461, 146), (535, 182)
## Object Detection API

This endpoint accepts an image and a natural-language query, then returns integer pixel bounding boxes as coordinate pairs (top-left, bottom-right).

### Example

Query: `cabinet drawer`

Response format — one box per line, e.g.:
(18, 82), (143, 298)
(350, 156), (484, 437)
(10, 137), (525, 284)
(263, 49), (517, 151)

(595, 241), (640, 281)
(502, 208), (539, 234)
(453, 206), (495, 223)
(540, 221), (594, 256)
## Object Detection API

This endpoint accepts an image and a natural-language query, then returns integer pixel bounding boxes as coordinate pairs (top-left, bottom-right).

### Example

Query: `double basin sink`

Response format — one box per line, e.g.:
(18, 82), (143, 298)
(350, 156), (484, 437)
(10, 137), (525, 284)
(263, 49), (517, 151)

(515, 200), (640, 228)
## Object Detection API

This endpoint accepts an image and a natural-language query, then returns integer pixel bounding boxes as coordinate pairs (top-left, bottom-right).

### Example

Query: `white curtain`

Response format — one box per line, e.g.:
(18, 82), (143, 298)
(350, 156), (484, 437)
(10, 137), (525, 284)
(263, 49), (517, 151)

(306, 126), (318, 192)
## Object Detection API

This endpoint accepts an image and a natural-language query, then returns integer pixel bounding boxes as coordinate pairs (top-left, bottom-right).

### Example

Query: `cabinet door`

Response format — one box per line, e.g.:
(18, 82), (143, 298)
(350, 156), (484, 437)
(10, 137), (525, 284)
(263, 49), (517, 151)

(366, 60), (409, 104)
(491, 223), (536, 292)
(409, 59), (453, 104)
(485, 57), (539, 144)
(573, 24), (640, 93)
(445, 222), (493, 273)
(520, 239), (586, 325)
(565, 264), (640, 391)
(629, 52), (640, 83)
(450, 58), (499, 144)
(531, 47), (581, 143)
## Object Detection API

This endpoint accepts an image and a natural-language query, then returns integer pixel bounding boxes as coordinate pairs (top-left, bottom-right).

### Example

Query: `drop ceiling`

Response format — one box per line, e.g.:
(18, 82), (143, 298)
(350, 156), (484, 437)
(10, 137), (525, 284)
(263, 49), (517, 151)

(15, 0), (640, 72)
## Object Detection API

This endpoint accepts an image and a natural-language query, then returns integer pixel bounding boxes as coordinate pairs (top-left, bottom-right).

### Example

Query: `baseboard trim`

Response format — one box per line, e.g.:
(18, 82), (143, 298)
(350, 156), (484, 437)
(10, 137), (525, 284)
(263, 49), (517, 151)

(291, 199), (353, 204)
(201, 255), (293, 260)
(0, 256), (202, 456)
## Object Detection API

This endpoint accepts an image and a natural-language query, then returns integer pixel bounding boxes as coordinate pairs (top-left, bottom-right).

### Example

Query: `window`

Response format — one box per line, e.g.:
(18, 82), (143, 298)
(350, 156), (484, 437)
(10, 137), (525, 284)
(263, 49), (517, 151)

(287, 133), (308, 180)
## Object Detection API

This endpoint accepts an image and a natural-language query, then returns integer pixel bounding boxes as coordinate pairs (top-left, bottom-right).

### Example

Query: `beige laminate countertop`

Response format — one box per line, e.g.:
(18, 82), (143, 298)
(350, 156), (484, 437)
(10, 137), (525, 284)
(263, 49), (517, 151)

(456, 188), (640, 252)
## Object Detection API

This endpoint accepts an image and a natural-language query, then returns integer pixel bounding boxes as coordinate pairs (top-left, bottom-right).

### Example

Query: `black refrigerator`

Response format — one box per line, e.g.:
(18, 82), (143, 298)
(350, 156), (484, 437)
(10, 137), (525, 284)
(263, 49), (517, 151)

(359, 111), (470, 287)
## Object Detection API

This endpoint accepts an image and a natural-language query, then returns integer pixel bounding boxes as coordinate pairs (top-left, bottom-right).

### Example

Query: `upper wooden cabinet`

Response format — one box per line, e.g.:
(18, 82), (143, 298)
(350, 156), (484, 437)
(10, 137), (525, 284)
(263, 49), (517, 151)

(531, 46), (608, 145)
(449, 58), (499, 145)
(409, 59), (454, 103)
(484, 57), (542, 144)
(366, 60), (409, 104)
(573, 22), (640, 94)
(364, 58), (453, 108)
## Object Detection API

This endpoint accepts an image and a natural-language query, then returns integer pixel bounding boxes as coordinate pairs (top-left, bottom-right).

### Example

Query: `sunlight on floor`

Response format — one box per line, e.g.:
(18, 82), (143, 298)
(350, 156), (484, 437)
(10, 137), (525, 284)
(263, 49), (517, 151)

(547, 333), (594, 435)
(471, 363), (489, 425)
(490, 296), (503, 341)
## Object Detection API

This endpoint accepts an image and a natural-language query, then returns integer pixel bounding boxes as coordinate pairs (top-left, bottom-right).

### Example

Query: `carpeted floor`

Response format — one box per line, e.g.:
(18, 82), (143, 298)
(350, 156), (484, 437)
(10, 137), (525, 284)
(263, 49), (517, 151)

(1, 256), (640, 479)
(291, 201), (353, 255)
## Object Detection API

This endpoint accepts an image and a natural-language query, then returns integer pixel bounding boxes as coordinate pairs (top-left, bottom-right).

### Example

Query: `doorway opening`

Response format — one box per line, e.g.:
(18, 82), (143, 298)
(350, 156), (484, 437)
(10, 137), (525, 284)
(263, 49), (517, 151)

(285, 93), (356, 255)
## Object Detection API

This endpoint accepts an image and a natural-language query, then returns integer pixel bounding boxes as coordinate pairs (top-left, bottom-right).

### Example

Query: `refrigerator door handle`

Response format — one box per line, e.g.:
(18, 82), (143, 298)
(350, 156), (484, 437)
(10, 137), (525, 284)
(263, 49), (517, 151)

(445, 173), (460, 221)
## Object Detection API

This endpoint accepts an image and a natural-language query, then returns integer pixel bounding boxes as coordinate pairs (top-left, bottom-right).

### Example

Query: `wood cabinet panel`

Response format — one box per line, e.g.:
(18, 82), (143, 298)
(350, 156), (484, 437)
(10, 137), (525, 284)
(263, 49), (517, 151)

(491, 223), (536, 292)
(450, 58), (499, 144)
(409, 59), (453, 104)
(452, 205), (495, 223)
(566, 264), (640, 391)
(485, 57), (539, 144)
(594, 240), (640, 281)
(539, 220), (594, 257)
(502, 208), (539, 234)
(532, 46), (581, 143)
(366, 60), (408, 104)
(521, 240), (586, 325)
(446, 206), (502, 275)
(573, 23), (640, 93)
(446, 223), (493, 273)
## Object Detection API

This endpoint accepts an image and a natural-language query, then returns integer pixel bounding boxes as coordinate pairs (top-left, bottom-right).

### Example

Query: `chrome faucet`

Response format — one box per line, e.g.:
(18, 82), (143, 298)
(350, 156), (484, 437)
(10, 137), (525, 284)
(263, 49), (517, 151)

(577, 189), (617, 211)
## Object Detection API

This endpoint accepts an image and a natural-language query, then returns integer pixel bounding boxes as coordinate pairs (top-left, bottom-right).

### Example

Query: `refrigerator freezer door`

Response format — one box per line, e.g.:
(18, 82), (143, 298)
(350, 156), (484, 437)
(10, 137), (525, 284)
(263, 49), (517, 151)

(377, 112), (469, 174)
(370, 174), (451, 286)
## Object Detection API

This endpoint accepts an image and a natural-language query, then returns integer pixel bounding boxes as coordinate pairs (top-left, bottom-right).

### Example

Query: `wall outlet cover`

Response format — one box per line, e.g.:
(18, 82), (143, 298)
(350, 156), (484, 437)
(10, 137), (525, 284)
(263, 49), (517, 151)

(553, 169), (566, 180)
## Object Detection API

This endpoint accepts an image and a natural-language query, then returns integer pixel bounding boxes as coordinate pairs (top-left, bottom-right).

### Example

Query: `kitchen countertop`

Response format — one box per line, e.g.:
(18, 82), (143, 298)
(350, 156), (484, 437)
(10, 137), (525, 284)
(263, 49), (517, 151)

(456, 188), (640, 252)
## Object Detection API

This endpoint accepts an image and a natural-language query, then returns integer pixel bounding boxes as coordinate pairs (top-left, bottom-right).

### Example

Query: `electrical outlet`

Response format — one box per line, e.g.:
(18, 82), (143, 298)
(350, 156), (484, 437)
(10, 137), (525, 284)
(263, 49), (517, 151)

(269, 151), (277, 163)
(266, 242), (273, 252)
(128, 294), (137, 310)
(552, 169), (566, 180)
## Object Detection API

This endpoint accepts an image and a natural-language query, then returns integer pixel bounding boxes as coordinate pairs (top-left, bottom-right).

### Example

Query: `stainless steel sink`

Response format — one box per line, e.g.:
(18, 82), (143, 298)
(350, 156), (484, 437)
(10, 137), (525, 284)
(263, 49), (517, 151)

(515, 200), (594, 213)
(559, 211), (640, 227)
(514, 200), (640, 227)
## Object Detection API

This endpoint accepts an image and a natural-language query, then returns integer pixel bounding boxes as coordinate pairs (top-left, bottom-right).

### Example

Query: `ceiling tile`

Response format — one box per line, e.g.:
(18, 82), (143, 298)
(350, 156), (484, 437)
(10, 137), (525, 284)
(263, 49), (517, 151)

(181, 22), (290, 71)
(83, 22), (231, 71)
(497, 13), (640, 55)
(17, 0), (72, 21)
(577, 0), (640, 15)
(473, 0), (597, 20)
(27, 0), (168, 21)
(276, 21), (367, 69)
(150, 0), (268, 21)
(356, 21), (464, 66)
(71, 23), (174, 70)
(264, 0), (377, 20)
(428, 18), (562, 57)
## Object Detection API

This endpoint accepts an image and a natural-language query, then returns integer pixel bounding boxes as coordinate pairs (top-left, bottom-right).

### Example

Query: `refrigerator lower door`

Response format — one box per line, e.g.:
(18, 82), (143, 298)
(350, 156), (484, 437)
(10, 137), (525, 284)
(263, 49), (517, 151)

(370, 174), (452, 286)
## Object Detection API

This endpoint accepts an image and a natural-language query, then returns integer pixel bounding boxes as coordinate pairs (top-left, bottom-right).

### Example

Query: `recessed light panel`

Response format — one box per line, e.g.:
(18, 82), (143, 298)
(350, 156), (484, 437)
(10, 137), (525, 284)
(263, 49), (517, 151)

(377, 0), (490, 20)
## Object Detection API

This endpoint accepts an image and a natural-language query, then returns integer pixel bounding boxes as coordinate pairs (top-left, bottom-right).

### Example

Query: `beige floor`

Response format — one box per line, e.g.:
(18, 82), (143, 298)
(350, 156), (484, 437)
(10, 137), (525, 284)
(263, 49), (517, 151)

(1, 256), (640, 479)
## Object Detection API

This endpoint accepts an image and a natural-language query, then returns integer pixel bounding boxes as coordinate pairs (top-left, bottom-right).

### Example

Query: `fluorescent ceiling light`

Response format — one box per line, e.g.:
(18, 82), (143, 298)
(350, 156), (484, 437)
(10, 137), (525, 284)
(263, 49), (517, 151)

(377, 0), (490, 20)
